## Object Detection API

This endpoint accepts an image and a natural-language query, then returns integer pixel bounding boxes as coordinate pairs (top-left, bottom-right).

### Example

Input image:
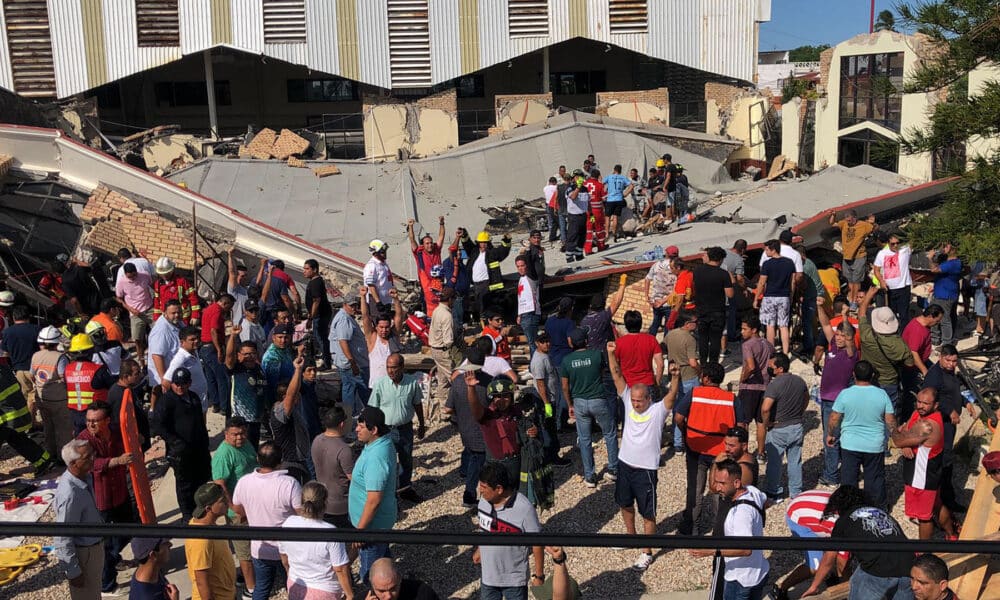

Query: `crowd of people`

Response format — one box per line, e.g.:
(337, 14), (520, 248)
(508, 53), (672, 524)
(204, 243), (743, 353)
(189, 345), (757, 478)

(2, 157), (997, 600)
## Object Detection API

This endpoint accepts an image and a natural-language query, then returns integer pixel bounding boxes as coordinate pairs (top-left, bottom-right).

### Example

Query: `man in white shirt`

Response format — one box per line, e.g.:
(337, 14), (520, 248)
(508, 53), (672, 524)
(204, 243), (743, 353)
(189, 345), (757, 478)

(515, 256), (541, 355)
(147, 299), (182, 410)
(163, 325), (208, 411)
(872, 231), (913, 330)
(564, 171), (589, 263)
(689, 459), (769, 598)
(364, 240), (395, 317)
(608, 342), (679, 572)
(113, 248), (155, 287)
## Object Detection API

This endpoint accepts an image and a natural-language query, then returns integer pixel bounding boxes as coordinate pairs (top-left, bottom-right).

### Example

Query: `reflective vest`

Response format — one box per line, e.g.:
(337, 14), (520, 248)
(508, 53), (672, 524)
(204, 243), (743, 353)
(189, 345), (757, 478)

(0, 367), (31, 433)
(31, 349), (67, 403)
(65, 361), (108, 412)
(685, 385), (736, 456)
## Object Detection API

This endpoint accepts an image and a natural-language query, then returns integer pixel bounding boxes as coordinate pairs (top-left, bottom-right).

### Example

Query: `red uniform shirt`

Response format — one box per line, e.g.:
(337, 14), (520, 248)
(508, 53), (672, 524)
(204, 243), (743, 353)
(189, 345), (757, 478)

(200, 302), (226, 343)
(153, 275), (200, 322)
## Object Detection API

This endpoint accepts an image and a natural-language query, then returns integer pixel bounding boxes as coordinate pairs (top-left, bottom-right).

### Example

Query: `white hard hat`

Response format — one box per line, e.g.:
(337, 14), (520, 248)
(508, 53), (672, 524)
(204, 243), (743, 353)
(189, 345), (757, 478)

(369, 239), (388, 254)
(0, 291), (13, 307)
(37, 325), (61, 344)
(155, 256), (176, 275)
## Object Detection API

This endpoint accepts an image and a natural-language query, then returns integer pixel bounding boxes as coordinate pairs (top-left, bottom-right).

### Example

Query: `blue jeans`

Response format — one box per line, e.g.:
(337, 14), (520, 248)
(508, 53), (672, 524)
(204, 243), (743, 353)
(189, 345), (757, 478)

(573, 397), (619, 479)
(198, 344), (230, 411)
(482, 584), (529, 600)
(557, 212), (568, 246)
(461, 449), (486, 504)
(519, 312), (540, 356)
(252, 557), (286, 600)
(358, 543), (391, 584)
(820, 401), (840, 484)
(848, 568), (913, 600)
(338, 367), (371, 415)
(648, 305), (671, 337)
(930, 297), (957, 346)
(723, 578), (768, 600)
(312, 316), (332, 364)
(881, 383), (901, 418)
(841, 448), (887, 508)
(765, 423), (804, 499)
(389, 423), (415, 489)
(546, 206), (560, 242)
(675, 377), (698, 448)
(453, 294), (466, 331)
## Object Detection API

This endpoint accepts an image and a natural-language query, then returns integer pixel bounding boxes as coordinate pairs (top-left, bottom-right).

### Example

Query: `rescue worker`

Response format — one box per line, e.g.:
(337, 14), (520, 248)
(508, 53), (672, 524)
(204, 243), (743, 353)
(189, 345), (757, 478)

(31, 325), (72, 460)
(462, 230), (511, 324)
(0, 362), (53, 474)
(152, 257), (200, 325)
(65, 333), (115, 436)
(86, 320), (123, 378)
(675, 362), (736, 535)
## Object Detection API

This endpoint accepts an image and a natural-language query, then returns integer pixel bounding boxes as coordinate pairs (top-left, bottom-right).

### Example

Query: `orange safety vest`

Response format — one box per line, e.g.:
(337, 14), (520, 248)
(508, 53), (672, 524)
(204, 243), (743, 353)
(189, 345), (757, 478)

(65, 361), (108, 412)
(685, 385), (736, 456)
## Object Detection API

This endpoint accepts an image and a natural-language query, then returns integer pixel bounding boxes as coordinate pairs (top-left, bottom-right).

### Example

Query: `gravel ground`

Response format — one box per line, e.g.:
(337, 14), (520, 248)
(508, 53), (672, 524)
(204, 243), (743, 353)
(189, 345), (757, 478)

(1, 330), (988, 599)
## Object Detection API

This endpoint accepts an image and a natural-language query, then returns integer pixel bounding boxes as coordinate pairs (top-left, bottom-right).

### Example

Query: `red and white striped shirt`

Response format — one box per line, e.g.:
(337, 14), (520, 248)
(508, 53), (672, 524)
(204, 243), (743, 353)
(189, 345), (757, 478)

(786, 489), (837, 536)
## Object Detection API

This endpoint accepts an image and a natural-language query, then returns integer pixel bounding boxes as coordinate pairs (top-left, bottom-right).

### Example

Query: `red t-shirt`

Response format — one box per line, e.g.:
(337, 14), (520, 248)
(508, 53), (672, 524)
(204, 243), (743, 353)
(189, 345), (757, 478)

(901, 319), (932, 364)
(615, 333), (662, 386)
(200, 302), (226, 343)
(412, 246), (442, 281)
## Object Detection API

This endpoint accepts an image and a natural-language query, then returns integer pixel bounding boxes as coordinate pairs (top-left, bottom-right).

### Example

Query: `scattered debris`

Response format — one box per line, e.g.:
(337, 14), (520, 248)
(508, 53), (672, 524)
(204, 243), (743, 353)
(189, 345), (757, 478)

(767, 154), (798, 180)
(481, 198), (547, 233)
(142, 134), (203, 175)
(122, 124), (181, 144)
(287, 157), (307, 168)
(245, 127), (278, 160)
(0, 154), (11, 178)
(271, 129), (311, 160)
(313, 165), (342, 178)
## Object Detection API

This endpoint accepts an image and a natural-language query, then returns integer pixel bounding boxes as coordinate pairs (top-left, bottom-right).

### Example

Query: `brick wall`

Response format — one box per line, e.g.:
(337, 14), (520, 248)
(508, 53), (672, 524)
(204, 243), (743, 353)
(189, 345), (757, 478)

(81, 185), (206, 271)
(595, 88), (669, 112)
(606, 268), (654, 325)
(494, 93), (552, 112)
(416, 88), (457, 112)
(704, 82), (745, 110)
(818, 47), (834, 94)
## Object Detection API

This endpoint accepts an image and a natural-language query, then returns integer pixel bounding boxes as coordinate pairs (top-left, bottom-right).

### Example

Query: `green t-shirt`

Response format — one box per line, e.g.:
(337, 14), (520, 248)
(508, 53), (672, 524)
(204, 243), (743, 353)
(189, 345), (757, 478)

(559, 349), (606, 399)
(211, 441), (257, 518)
(858, 315), (914, 385)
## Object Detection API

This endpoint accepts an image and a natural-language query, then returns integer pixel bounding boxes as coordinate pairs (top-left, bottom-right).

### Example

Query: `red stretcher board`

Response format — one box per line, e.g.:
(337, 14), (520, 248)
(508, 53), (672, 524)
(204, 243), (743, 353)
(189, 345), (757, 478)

(119, 388), (156, 524)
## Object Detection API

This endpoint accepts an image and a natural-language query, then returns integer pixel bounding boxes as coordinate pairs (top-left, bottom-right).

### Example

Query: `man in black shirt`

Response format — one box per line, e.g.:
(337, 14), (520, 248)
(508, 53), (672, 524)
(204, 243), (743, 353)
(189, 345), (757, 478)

(62, 250), (104, 317)
(922, 344), (967, 513)
(303, 259), (333, 367)
(802, 485), (913, 598)
(152, 366), (211, 521)
(369, 557), (441, 599)
(107, 359), (150, 451)
(693, 247), (734, 365)
(270, 353), (311, 482)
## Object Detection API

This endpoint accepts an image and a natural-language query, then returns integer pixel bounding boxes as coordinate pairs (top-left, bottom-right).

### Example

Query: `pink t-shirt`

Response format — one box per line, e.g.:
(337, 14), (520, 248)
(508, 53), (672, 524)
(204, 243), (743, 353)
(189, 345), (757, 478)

(232, 469), (302, 560)
(115, 271), (153, 312)
(901, 319), (932, 364)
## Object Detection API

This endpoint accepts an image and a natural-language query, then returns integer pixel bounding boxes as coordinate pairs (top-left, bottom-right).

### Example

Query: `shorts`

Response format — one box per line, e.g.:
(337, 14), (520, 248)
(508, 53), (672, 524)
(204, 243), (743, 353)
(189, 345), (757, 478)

(228, 516), (251, 561)
(605, 201), (625, 217)
(287, 582), (344, 600)
(975, 289), (988, 317)
(653, 190), (670, 207)
(737, 389), (765, 424)
(130, 310), (153, 341)
(787, 517), (824, 571)
(843, 258), (868, 284)
(760, 296), (791, 327)
(614, 461), (658, 519)
(904, 485), (940, 521)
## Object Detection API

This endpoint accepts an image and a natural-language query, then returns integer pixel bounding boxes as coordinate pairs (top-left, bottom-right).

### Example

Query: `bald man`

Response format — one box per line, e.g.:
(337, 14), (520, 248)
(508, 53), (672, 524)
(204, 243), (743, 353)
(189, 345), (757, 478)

(367, 352), (426, 503)
(368, 557), (440, 600)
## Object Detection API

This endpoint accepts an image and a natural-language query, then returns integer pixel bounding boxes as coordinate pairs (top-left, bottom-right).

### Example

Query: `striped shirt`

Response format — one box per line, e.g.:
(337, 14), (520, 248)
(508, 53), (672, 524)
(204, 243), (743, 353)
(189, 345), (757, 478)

(786, 489), (837, 536)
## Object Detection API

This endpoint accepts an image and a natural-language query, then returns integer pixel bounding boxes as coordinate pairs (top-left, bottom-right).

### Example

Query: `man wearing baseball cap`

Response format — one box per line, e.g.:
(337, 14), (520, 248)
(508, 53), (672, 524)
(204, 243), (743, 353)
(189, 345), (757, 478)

(129, 537), (177, 600)
(349, 406), (397, 583)
(185, 482), (236, 600)
(152, 366), (211, 521)
(983, 451), (1000, 483)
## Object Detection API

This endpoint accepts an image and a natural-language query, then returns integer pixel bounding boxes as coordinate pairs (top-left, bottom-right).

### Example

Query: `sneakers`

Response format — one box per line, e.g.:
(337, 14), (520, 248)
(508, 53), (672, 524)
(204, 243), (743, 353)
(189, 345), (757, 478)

(584, 474), (598, 488)
(605, 470), (618, 482)
(241, 587), (254, 600)
(631, 552), (654, 572)
(101, 584), (124, 598)
(770, 583), (790, 600)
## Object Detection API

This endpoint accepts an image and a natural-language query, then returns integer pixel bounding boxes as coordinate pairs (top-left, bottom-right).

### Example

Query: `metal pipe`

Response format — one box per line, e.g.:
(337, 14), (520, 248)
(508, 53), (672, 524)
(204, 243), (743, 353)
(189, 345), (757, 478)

(542, 47), (550, 93)
(204, 50), (219, 139)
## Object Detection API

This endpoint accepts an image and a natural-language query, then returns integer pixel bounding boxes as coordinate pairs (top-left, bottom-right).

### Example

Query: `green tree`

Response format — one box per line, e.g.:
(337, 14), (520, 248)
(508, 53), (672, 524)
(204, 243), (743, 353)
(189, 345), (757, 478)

(788, 44), (831, 63)
(874, 10), (897, 32)
(897, 0), (1000, 262)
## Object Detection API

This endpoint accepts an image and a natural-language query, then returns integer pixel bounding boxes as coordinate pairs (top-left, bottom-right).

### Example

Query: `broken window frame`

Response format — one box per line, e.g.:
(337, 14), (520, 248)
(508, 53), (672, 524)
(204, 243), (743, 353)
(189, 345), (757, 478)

(286, 78), (359, 103)
(838, 127), (900, 172)
(838, 51), (904, 132)
(153, 81), (233, 108)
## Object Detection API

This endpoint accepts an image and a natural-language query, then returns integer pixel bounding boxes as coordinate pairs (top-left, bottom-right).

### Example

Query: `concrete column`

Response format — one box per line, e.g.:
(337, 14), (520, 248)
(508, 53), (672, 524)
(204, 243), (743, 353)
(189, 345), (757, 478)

(204, 50), (219, 139)
(542, 47), (550, 93)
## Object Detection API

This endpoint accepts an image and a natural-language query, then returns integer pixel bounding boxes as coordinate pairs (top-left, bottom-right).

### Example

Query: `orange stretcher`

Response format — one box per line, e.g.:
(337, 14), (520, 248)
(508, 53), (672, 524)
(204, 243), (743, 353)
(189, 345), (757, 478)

(119, 388), (156, 524)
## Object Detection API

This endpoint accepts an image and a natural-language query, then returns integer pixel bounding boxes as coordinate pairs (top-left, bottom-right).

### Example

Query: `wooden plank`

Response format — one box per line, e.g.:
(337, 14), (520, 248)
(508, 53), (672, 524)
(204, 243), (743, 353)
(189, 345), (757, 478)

(953, 427), (1000, 599)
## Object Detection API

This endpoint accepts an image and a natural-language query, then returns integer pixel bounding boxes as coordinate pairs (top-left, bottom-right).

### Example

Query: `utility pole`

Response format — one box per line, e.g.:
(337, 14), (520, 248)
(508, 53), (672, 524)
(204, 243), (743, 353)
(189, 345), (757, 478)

(869, 0), (876, 33)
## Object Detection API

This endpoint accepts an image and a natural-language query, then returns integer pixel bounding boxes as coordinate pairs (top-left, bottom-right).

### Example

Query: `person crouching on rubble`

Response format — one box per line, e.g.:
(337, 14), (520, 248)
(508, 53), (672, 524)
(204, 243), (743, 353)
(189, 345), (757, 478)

(462, 230), (511, 324)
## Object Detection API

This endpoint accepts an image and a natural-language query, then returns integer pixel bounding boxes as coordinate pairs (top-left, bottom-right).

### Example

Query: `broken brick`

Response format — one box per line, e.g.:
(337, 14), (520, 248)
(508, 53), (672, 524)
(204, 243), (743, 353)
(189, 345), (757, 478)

(287, 157), (307, 168)
(271, 129), (310, 160)
(246, 128), (278, 159)
(313, 165), (341, 178)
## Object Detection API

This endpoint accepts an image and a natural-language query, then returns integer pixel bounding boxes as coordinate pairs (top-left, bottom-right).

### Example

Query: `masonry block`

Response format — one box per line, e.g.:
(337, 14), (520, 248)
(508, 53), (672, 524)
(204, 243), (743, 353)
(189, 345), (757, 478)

(271, 129), (310, 160)
(495, 93), (553, 131)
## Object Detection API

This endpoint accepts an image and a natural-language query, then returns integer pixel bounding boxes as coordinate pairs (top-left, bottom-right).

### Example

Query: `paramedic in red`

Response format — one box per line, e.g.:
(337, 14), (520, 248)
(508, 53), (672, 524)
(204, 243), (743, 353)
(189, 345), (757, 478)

(407, 216), (446, 312)
(890, 387), (958, 540)
(584, 168), (607, 252)
(152, 257), (200, 325)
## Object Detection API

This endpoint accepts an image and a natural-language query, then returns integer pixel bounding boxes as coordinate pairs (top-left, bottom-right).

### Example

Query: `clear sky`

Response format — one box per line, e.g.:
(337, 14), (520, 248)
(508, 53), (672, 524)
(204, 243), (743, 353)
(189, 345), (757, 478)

(759, 0), (904, 51)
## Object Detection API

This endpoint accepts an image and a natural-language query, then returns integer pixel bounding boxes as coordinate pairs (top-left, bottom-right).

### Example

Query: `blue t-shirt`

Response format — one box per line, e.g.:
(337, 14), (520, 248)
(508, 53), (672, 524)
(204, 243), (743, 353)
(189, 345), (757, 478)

(832, 384), (893, 454)
(349, 435), (398, 530)
(603, 173), (629, 202)
(2, 322), (40, 371)
(933, 258), (962, 301)
(128, 574), (169, 600)
(441, 256), (470, 294)
(761, 256), (796, 297)
(544, 316), (575, 371)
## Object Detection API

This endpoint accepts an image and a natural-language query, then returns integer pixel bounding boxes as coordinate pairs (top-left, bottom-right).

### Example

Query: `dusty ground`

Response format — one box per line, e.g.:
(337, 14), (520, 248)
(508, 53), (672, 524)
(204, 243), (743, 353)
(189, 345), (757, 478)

(1, 325), (989, 599)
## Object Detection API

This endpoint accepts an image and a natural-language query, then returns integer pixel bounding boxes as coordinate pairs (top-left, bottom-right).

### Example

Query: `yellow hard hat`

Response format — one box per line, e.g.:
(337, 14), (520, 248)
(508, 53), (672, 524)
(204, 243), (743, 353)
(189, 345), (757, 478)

(476, 231), (491, 243)
(655, 159), (666, 168)
(69, 333), (94, 353)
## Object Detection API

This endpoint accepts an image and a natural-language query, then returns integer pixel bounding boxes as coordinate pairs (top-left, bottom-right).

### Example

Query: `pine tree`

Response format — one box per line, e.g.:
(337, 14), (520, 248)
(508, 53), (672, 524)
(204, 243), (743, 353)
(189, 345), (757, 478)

(897, 0), (1000, 262)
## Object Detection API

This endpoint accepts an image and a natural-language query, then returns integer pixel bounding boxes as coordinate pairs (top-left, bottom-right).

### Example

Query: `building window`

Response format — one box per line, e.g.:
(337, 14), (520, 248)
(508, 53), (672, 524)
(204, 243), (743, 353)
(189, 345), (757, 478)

(550, 71), (606, 95)
(287, 79), (358, 103)
(838, 128), (899, 172)
(387, 0), (432, 87)
(839, 52), (903, 131)
(508, 0), (549, 37)
(609, 0), (647, 34)
(262, 0), (307, 44)
(456, 74), (484, 98)
(136, 0), (180, 47)
(153, 81), (232, 108)
(4, 0), (56, 97)
(93, 82), (123, 109)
